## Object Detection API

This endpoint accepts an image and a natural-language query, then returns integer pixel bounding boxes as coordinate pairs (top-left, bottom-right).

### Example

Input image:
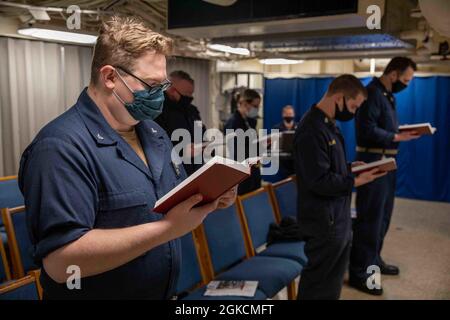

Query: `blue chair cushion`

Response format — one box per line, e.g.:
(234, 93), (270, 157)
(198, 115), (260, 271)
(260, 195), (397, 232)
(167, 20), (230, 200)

(0, 179), (24, 226)
(0, 281), (39, 300)
(181, 286), (267, 300)
(240, 192), (277, 249)
(0, 229), (6, 246)
(176, 233), (203, 294)
(11, 211), (38, 272)
(216, 256), (302, 298)
(203, 206), (248, 273)
(273, 182), (297, 219)
(258, 241), (308, 266)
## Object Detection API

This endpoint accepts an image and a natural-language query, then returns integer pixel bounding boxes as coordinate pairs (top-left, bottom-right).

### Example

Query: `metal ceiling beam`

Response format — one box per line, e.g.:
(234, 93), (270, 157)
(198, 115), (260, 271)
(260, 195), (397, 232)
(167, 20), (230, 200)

(210, 28), (376, 44)
(0, 1), (115, 15)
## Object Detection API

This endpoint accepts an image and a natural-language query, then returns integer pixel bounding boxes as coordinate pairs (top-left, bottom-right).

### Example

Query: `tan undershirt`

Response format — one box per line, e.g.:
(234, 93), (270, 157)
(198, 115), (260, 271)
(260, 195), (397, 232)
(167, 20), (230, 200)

(117, 128), (148, 167)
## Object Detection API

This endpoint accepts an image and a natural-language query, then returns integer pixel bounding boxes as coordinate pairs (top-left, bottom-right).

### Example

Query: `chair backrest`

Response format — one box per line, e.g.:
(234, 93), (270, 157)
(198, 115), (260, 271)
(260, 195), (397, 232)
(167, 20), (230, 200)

(0, 238), (11, 283)
(0, 274), (40, 300)
(0, 176), (24, 226)
(175, 232), (204, 294)
(1, 206), (38, 278)
(270, 177), (297, 221)
(237, 187), (277, 255)
(202, 204), (249, 275)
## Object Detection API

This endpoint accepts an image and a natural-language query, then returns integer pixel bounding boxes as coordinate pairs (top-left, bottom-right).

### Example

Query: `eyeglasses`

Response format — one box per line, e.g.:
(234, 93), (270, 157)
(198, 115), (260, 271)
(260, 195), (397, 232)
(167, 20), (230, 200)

(114, 66), (172, 93)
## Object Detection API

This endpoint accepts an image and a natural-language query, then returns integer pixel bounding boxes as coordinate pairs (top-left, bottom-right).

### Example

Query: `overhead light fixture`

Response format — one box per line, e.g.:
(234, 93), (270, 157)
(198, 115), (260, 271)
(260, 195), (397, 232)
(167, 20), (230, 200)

(202, 0), (238, 6)
(207, 44), (250, 56)
(18, 27), (97, 45)
(259, 58), (304, 65)
(370, 58), (376, 74)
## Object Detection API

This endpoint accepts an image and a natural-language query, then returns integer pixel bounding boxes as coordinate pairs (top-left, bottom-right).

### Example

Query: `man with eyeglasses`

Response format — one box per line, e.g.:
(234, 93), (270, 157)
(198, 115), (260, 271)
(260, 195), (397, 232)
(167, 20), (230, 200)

(18, 16), (237, 299)
(155, 70), (206, 176)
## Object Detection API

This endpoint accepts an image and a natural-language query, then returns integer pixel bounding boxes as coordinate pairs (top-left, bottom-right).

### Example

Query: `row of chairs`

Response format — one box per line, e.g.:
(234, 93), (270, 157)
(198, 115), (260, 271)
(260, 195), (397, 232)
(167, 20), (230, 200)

(0, 174), (301, 300)
(176, 177), (305, 300)
(0, 175), (42, 299)
(0, 175), (23, 247)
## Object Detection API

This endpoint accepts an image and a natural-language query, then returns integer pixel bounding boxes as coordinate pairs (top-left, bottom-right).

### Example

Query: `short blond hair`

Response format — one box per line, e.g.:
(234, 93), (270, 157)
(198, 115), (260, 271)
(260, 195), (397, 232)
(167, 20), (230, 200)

(90, 16), (173, 84)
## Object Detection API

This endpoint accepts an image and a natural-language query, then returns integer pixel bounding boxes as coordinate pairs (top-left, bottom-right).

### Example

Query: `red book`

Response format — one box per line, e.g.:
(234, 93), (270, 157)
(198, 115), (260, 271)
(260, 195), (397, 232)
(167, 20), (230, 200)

(153, 156), (261, 213)
(351, 158), (397, 175)
(399, 123), (437, 136)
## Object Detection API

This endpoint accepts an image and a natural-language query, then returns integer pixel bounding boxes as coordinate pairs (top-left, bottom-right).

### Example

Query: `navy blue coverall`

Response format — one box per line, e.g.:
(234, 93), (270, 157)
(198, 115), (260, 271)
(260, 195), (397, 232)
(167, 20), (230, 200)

(272, 121), (298, 178)
(18, 89), (187, 299)
(349, 77), (399, 282)
(224, 110), (262, 195)
(294, 105), (354, 300)
(155, 93), (206, 176)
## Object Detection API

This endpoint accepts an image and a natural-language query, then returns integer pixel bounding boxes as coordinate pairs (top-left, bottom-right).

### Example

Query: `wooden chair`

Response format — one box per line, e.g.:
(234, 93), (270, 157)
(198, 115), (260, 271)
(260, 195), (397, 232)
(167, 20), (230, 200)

(0, 237), (12, 283)
(175, 231), (211, 297)
(236, 186), (306, 299)
(0, 272), (42, 300)
(0, 175), (24, 227)
(1, 206), (39, 278)
(267, 176), (298, 223)
(192, 203), (301, 300)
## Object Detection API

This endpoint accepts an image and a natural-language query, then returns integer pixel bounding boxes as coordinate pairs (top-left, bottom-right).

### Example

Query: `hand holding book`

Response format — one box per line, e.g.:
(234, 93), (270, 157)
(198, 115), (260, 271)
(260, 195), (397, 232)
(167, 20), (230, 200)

(162, 193), (219, 240)
(352, 158), (397, 187)
(394, 131), (421, 142)
(354, 168), (387, 187)
(162, 186), (237, 240)
(395, 122), (437, 141)
(154, 156), (259, 213)
(217, 185), (238, 209)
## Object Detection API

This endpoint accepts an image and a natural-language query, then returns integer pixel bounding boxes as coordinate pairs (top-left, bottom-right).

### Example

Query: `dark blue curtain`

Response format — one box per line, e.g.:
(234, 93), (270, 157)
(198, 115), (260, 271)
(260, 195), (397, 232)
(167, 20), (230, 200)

(263, 76), (450, 203)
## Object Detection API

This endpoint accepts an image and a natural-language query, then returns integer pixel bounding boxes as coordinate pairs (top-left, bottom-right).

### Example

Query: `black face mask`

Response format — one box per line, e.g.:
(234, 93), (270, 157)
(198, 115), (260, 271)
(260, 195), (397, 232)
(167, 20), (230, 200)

(335, 97), (354, 122)
(178, 95), (194, 107)
(283, 116), (294, 124)
(173, 88), (194, 107)
(392, 80), (407, 93)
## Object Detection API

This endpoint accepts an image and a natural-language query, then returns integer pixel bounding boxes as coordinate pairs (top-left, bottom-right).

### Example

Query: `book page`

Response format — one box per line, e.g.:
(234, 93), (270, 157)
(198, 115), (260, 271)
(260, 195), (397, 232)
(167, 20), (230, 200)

(351, 158), (396, 173)
(204, 280), (258, 297)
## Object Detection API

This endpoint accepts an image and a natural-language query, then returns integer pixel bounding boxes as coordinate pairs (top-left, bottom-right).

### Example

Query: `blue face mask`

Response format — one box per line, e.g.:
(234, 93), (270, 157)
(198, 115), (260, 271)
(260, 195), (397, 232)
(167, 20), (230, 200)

(113, 71), (165, 121)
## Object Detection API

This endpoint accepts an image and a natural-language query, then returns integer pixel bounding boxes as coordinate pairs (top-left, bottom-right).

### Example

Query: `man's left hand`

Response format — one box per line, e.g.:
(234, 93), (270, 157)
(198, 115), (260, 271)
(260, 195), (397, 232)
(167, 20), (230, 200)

(217, 185), (238, 209)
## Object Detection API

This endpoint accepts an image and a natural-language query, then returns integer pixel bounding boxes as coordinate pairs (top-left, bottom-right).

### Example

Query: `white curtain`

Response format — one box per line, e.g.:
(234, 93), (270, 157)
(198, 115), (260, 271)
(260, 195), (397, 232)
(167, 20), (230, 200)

(0, 37), (213, 177)
(167, 57), (213, 128)
(0, 37), (92, 176)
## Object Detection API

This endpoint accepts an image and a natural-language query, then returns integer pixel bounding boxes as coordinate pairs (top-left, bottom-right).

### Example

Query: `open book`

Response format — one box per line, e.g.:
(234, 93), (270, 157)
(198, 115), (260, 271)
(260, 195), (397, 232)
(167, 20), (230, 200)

(352, 158), (397, 175)
(204, 280), (258, 297)
(153, 156), (261, 213)
(399, 123), (437, 136)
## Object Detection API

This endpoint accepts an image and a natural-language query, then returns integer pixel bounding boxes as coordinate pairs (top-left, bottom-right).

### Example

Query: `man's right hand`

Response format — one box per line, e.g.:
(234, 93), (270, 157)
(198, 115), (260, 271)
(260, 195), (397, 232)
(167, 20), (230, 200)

(394, 131), (420, 142)
(354, 168), (387, 187)
(163, 194), (219, 239)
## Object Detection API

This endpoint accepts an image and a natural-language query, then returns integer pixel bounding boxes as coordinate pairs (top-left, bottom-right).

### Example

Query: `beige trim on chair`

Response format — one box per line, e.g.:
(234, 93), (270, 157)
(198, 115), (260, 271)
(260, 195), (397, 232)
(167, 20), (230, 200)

(0, 175), (18, 182)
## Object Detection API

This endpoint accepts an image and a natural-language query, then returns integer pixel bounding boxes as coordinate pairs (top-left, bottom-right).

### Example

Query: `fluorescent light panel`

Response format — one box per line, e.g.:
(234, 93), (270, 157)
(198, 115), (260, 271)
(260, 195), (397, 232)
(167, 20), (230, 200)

(207, 44), (250, 56)
(18, 27), (97, 44)
(259, 58), (304, 65)
(370, 58), (376, 74)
